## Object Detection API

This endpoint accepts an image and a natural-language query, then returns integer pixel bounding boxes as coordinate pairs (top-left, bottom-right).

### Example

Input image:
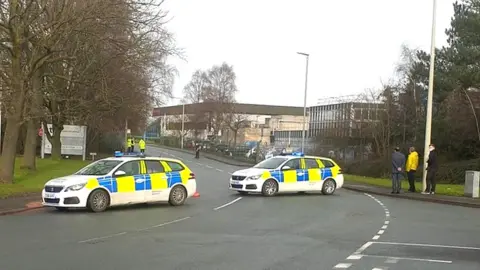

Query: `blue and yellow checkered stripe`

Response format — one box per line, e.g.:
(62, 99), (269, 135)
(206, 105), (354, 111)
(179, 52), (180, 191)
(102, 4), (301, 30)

(261, 168), (334, 183)
(85, 171), (186, 193)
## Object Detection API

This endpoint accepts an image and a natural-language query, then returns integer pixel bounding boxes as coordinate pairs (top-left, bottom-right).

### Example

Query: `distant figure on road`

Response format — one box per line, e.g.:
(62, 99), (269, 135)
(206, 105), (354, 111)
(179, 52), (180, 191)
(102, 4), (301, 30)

(391, 146), (406, 194)
(195, 143), (201, 159)
(406, 146), (419, 192)
(423, 144), (438, 195)
(139, 138), (146, 154)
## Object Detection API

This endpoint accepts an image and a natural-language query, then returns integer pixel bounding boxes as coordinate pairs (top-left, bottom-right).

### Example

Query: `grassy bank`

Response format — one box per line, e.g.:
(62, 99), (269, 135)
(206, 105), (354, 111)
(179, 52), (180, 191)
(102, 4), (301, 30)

(345, 174), (464, 196)
(0, 158), (89, 199)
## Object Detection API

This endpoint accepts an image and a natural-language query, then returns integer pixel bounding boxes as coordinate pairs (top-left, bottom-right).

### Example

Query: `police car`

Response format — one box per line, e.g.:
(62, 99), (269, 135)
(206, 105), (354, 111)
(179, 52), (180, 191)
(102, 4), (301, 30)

(42, 151), (197, 212)
(229, 152), (343, 196)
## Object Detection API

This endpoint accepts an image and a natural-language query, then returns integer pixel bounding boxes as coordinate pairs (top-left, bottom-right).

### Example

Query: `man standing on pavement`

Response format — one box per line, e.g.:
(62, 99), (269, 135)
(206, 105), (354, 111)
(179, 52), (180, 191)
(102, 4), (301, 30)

(423, 144), (438, 195)
(139, 138), (146, 154)
(406, 146), (419, 192)
(391, 146), (406, 194)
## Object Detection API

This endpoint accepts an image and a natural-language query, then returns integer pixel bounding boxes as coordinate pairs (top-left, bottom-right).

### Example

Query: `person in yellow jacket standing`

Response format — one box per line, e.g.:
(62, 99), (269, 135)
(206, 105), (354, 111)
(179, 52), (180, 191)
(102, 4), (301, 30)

(139, 138), (146, 153)
(126, 138), (132, 153)
(406, 146), (419, 192)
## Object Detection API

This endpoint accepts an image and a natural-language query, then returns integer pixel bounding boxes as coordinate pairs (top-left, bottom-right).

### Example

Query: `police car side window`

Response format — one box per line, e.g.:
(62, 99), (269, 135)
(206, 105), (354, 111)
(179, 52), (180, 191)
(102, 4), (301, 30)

(166, 161), (184, 172)
(117, 161), (141, 176)
(320, 159), (335, 168)
(145, 160), (165, 174)
(283, 159), (301, 170)
(305, 159), (319, 169)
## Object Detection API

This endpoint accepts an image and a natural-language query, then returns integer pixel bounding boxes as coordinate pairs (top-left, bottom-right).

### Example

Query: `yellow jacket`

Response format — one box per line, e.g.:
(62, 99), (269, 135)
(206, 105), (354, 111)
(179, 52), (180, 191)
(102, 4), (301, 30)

(139, 139), (146, 150)
(406, 151), (419, 171)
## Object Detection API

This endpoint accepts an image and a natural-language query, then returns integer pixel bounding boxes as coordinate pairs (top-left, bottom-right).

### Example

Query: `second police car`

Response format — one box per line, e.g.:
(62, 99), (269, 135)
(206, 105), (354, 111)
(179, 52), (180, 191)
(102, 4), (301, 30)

(229, 152), (343, 196)
(42, 151), (197, 212)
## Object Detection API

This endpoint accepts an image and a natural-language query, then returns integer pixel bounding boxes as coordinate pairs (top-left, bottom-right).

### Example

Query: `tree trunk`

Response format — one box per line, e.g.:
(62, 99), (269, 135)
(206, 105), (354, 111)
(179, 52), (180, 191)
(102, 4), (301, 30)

(22, 120), (38, 170)
(233, 130), (238, 146)
(51, 125), (63, 160)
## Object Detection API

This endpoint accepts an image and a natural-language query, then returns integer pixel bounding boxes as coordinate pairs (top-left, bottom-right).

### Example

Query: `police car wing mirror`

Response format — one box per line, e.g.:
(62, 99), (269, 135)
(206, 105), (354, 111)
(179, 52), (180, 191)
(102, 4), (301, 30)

(114, 170), (126, 176)
(281, 165), (291, 171)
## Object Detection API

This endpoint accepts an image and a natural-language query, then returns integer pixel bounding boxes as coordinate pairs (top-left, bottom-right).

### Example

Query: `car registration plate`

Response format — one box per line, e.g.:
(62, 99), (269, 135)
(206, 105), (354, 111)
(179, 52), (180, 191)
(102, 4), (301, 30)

(44, 192), (56, 199)
(231, 180), (240, 185)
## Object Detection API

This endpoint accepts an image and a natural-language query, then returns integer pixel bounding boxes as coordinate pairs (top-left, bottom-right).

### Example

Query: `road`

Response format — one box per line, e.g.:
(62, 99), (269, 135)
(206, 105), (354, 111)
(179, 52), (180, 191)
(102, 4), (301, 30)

(0, 146), (479, 270)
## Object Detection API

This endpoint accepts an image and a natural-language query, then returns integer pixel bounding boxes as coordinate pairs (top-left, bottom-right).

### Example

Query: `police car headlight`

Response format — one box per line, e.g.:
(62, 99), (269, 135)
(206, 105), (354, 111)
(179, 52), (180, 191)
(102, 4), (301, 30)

(65, 183), (86, 192)
(247, 175), (262, 180)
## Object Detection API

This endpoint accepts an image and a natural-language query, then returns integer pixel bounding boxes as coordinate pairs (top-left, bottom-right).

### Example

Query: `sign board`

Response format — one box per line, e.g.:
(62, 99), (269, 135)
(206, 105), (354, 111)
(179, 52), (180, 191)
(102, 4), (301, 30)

(41, 124), (87, 160)
(127, 129), (131, 134)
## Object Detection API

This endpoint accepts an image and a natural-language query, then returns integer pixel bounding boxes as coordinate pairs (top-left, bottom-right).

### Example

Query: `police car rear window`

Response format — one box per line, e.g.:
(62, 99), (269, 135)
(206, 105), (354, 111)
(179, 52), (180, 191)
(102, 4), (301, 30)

(166, 161), (184, 171)
(320, 159), (335, 168)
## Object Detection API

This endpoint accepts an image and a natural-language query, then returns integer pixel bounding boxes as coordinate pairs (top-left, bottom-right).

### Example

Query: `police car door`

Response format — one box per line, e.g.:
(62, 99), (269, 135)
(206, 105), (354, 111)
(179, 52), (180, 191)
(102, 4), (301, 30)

(112, 160), (145, 204)
(280, 158), (307, 191)
(303, 158), (322, 190)
(144, 159), (169, 201)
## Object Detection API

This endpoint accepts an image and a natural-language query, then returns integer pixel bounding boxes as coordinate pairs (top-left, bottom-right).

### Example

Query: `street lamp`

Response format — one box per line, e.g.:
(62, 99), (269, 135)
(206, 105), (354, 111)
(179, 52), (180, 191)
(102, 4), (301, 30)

(297, 52), (309, 153)
(422, 0), (437, 192)
(170, 96), (186, 149)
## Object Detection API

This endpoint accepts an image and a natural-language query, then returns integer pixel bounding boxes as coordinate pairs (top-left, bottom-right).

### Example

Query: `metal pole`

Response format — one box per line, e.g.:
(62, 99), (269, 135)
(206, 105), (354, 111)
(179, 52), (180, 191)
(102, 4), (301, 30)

(422, 0), (437, 193)
(297, 52), (309, 153)
(125, 119), (128, 152)
(181, 103), (185, 149)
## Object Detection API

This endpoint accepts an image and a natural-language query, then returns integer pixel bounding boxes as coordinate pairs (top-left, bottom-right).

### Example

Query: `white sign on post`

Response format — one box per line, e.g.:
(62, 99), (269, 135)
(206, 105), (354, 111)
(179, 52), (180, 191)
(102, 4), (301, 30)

(41, 124), (88, 161)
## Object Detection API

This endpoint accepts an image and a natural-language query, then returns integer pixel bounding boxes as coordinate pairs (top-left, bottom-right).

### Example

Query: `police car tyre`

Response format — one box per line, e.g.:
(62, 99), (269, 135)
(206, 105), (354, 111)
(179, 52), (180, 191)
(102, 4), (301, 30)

(262, 179), (278, 196)
(169, 185), (187, 206)
(87, 189), (110, 212)
(321, 179), (336, 195)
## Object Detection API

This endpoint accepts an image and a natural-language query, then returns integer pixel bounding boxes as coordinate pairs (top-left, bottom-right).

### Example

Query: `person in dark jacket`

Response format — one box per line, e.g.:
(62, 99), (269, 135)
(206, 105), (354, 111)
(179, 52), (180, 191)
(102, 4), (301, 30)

(391, 146), (406, 194)
(423, 144), (438, 194)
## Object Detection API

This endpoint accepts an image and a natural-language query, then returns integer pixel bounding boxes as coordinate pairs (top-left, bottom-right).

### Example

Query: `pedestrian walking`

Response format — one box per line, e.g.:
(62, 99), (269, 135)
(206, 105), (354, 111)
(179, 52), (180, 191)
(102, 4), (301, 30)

(139, 138), (146, 154)
(406, 146), (419, 192)
(391, 146), (406, 194)
(423, 144), (438, 195)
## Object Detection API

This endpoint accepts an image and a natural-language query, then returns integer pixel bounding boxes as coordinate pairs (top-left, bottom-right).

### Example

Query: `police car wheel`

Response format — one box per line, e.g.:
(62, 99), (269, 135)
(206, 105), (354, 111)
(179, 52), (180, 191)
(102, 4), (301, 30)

(322, 179), (336, 195)
(169, 185), (187, 206)
(262, 179), (278, 196)
(87, 189), (110, 212)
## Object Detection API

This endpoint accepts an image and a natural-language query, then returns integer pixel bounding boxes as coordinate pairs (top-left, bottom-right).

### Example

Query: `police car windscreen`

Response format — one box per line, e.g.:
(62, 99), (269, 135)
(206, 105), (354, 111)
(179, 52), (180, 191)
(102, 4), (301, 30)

(254, 157), (288, 169)
(74, 160), (123, 176)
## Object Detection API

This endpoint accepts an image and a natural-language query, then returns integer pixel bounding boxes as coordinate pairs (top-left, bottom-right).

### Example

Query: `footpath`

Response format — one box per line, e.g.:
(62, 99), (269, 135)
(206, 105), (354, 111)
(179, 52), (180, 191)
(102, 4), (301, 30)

(154, 144), (480, 208)
(0, 194), (43, 216)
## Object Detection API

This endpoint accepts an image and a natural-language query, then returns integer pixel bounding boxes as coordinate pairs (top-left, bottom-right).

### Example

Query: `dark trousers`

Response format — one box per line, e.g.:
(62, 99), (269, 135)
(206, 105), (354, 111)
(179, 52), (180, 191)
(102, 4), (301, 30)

(392, 173), (403, 193)
(140, 149), (145, 153)
(195, 150), (200, 158)
(426, 169), (437, 193)
(407, 170), (416, 192)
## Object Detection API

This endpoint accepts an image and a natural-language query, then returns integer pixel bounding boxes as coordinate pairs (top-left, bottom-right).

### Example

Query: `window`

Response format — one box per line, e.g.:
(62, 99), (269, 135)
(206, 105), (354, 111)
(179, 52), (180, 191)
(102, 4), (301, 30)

(304, 158), (319, 169)
(75, 160), (122, 176)
(254, 157), (289, 169)
(145, 160), (165, 174)
(320, 159), (335, 168)
(166, 161), (184, 171)
(283, 158), (301, 170)
(116, 161), (141, 175)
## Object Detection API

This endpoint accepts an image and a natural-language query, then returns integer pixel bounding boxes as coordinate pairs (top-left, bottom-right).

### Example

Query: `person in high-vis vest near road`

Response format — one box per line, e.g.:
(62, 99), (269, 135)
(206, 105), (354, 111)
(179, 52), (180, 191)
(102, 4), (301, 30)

(130, 137), (135, 152)
(126, 138), (132, 153)
(139, 139), (146, 153)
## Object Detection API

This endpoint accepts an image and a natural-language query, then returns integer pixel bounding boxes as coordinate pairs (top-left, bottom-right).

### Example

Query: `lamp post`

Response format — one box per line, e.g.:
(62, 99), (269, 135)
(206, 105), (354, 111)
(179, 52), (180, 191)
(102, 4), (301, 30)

(422, 0), (437, 192)
(297, 52), (309, 153)
(181, 103), (185, 149)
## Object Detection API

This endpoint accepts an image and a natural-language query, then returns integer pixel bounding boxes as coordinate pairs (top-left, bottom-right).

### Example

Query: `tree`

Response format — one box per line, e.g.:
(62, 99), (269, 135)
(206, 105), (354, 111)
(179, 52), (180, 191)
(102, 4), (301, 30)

(227, 113), (250, 146)
(203, 62), (238, 136)
(182, 70), (209, 138)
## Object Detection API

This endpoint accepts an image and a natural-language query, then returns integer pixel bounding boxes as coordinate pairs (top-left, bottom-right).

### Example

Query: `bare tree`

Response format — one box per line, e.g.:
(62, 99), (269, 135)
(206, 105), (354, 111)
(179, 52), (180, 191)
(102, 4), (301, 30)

(227, 113), (250, 146)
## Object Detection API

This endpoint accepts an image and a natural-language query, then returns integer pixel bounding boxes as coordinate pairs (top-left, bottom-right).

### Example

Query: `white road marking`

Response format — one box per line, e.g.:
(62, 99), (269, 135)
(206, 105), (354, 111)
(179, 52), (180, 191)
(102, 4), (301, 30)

(372, 268), (385, 270)
(196, 162), (202, 166)
(385, 257), (398, 263)
(346, 255), (362, 260)
(333, 263), (352, 269)
(361, 254), (452, 264)
(377, 230), (385, 235)
(381, 225), (388, 229)
(78, 232), (127, 243)
(384, 221), (390, 225)
(371, 241), (480, 250)
(206, 165), (213, 168)
(372, 235), (380, 240)
(354, 242), (374, 254)
(213, 197), (243, 211)
(137, 216), (191, 231)
(216, 168), (223, 172)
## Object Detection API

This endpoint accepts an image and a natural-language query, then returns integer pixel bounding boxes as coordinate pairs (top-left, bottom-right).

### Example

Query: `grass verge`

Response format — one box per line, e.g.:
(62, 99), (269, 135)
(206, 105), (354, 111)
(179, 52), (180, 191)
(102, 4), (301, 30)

(345, 174), (464, 196)
(0, 157), (89, 199)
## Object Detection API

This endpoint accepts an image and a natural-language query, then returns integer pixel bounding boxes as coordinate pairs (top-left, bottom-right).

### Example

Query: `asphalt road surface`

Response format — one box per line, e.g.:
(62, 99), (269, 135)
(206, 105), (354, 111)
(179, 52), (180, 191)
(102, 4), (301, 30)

(0, 146), (479, 270)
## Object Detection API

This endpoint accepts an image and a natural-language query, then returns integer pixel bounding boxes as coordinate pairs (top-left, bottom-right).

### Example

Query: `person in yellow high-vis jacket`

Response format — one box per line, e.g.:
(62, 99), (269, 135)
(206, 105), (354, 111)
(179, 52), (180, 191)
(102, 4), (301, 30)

(406, 146), (419, 192)
(126, 138), (132, 153)
(139, 139), (146, 153)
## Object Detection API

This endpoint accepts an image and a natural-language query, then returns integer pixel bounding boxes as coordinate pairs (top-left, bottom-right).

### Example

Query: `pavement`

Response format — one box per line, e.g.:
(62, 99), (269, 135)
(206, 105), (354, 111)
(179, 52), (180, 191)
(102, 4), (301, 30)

(0, 145), (479, 269)
(0, 195), (43, 216)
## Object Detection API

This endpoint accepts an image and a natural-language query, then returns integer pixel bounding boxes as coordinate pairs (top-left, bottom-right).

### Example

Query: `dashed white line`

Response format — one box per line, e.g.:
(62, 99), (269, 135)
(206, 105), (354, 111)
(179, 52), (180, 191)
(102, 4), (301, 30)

(137, 216), (191, 231)
(333, 263), (352, 269)
(206, 165), (213, 168)
(381, 225), (387, 229)
(371, 241), (480, 250)
(346, 255), (362, 260)
(216, 168), (223, 172)
(362, 254), (452, 264)
(377, 230), (385, 235)
(372, 235), (380, 240)
(213, 197), (243, 211)
(78, 232), (127, 243)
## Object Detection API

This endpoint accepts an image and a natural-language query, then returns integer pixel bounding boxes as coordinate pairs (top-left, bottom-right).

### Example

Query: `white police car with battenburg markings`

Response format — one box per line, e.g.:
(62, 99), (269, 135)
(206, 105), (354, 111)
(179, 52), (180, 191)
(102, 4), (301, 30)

(229, 152), (344, 196)
(42, 151), (197, 212)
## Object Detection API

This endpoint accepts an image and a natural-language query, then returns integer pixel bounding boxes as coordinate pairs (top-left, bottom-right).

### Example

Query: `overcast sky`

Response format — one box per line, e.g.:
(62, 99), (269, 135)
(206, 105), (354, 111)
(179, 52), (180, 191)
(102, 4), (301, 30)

(162, 0), (456, 107)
